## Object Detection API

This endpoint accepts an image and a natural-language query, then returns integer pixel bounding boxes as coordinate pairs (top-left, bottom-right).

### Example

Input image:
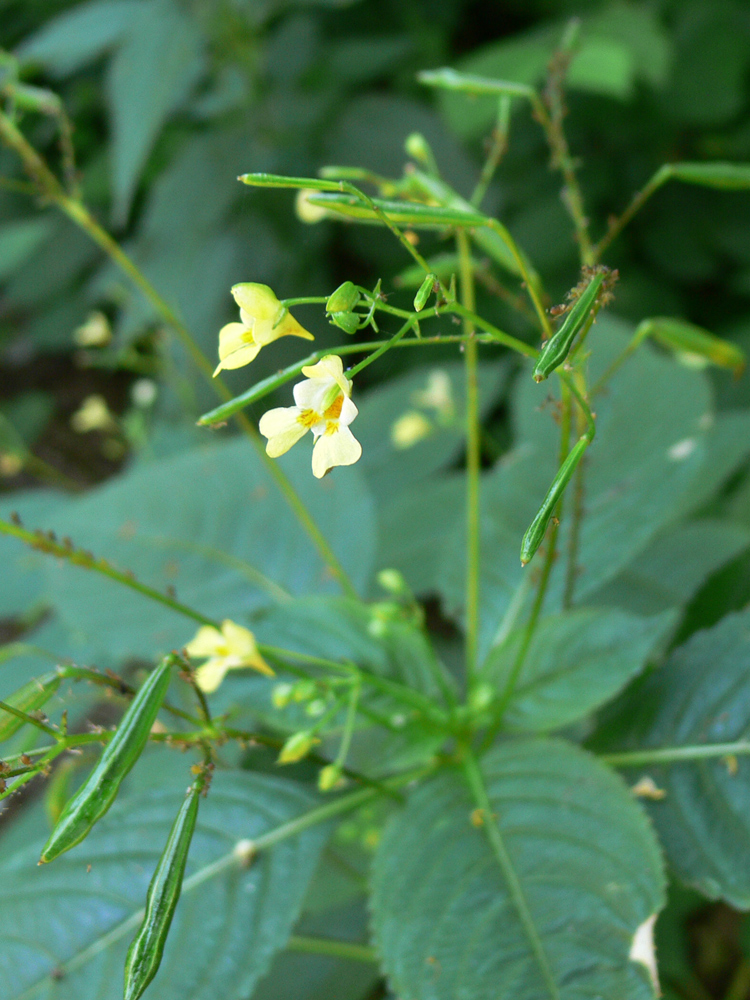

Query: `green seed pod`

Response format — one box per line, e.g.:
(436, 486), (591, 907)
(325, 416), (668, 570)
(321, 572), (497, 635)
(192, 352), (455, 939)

(520, 437), (589, 565)
(636, 317), (745, 375)
(39, 655), (176, 864)
(669, 162), (750, 190)
(0, 672), (61, 743)
(326, 281), (360, 314)
(413, 273), (437, 312)
(329, 311), (360, 335)
(123, 780), (201, 1000)
(532, 274), (605, 383)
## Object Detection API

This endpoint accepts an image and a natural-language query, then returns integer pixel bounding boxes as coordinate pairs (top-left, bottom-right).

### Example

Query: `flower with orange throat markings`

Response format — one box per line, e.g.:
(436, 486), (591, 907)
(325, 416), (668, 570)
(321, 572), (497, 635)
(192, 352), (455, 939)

(259, 355), (362, 478)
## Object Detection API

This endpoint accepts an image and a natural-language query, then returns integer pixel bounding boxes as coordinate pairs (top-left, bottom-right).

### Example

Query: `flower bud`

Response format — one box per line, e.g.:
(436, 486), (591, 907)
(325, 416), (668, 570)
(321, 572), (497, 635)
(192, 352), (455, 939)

(405, 132), (437, 171)
(377, 568), (408, 596)
(271, 683), (294, 709)
(329, 311), (360, 335)
(413, 273), (437, 312)
(326, 281), (360, 313)
(278, 730), (320, 764)
(318, 764), (343, 791)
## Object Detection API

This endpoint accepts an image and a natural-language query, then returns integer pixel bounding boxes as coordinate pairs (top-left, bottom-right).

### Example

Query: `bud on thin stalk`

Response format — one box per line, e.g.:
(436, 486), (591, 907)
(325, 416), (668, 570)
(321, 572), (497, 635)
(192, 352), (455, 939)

(414, 273), (437, 312)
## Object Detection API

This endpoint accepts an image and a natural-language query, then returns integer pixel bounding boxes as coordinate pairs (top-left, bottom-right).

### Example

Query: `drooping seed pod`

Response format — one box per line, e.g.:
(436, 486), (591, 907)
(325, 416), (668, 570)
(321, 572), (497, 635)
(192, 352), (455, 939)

(520, 437), (589, 565)
(636, 317), (745, 375)
(39, 654), (177, 864)
(532, 273), (605, 383)
(0, 672), (61, 743)
(413, 273), (437, 312)
(123, 779), (201, 1000)
(328, 311), (361, 335)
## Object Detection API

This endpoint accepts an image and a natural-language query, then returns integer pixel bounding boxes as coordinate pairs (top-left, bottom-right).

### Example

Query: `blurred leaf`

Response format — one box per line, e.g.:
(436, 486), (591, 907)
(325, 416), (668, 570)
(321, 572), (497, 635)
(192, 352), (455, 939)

(40, 440), (375, 659)
(590, 609), (750, 909)
(2, 391), (54, 445)
(371, 740), (665, 1000)
(106, 0), (205, 224)
(0, 489), (68, 619)
(590, 519), (750, 617)
(0, 758), (329, 999)
(483, 607), (676, 732)
(0, 218), (54, 281)
(15, 0), (142, 77)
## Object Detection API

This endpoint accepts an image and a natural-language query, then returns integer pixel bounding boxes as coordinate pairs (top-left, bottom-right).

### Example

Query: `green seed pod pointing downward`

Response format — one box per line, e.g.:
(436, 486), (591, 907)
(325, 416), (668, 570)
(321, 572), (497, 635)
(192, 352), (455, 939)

(533, 274), (605, 383)
(520, 437), (589, 565)
(39, 654), (176, 864)
(123, 779), (201, 1000)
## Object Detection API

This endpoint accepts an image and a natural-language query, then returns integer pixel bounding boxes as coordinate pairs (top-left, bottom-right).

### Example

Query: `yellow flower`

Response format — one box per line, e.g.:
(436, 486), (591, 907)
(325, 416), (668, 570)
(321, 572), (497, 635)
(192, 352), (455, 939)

(390, 410), (432, 449)
(70, 395), (116, 433)
(259, 355), (362, 479)
(185, 619), (273, 693)
(214, 283), (314, 376)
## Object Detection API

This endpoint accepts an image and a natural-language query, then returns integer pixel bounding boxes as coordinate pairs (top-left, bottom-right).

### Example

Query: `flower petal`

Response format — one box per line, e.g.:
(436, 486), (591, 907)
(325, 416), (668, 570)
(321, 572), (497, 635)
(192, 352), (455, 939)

(312, 425), (362, 478)
(338, 394), (358, 428)
(185, 625), (224, 658)
(259, 406), (309, 457)
(195, 659), (230, 693)
(220, 620), (274, 676)
(301, 355), (351, 397)
(231, 283), (279, 321)
(218, 321), (254, 358)
(293, 375), (335, 412)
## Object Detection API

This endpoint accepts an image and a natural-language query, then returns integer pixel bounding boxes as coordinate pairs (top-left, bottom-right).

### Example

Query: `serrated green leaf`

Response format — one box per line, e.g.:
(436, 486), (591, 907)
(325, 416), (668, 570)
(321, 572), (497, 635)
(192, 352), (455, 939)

(371, 739), (665, 1000)
(483, 607), (676, 732)
(0, 760), (329, 1000)
(590, 609), (750, 909)
(38, 440), (374, 659)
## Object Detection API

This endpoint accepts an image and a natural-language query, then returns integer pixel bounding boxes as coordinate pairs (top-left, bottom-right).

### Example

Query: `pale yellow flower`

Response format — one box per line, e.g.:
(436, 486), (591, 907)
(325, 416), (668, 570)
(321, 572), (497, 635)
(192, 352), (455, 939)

(214, 283), (314, 376)
(73, 311), (111, 347)
(390, 410), (432, 449)
(259, 355), (362, 479)
(70, 395), (116, 433)
(185, 619), (273, 693)
(412, 369), (454, 421)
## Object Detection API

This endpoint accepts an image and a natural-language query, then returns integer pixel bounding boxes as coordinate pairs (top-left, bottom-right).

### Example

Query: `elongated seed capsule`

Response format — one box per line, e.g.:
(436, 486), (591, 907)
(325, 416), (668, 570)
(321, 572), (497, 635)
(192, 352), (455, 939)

(123, 780), (201, 1000)
(532, 274), (605, 382)
(39, 654), (177, 864)
(520, 437), (589, 565)
(636, 317), (745, 375)
(0, 672), (61, 743)
(414, 273), (437, 312)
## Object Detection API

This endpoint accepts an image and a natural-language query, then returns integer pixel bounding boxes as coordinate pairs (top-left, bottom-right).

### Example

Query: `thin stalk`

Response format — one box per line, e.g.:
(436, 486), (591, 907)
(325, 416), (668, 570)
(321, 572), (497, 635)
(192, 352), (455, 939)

(485, 219), (552, 336)
(463, 750), (560, 1000)
(286, 935), (377, 964)
(0, 111), (356, 600)
(458, 231), (481, 692)
(592, 165), (671, 261)
(470, 94), (511, 209)
(600, 740), (750, 768)
(446, 302), (540, 358)
(333, 681), (361, 770)
(0, 699), (58, 737)
(0, 518), (218, 628)
(347, 316), (421, 377)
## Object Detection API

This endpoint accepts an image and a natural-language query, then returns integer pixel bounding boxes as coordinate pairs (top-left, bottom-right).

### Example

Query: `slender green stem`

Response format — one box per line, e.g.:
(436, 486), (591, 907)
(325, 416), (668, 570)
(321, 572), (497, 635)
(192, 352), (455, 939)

(485, 219), (552, 337)
(0, 698), (58, 737)
(446, 302), (539, 358)
(347, 316), (421, 377)
(592, 165), (671, 261)
(0, 111), (356, 600)
(471, 95), (512, 209)
(600, 740), (750, 768)
(458, 231), (481, 692)
(333, 681), (361, 769)
(463, 750), (560, 1000)
(286, 935), (377, 964)
(0, 518), (218, 628)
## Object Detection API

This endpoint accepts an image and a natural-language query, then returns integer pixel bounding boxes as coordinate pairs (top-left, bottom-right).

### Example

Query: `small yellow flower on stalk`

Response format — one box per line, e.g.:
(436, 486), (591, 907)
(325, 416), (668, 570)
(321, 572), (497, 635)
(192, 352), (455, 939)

(185, 619), (273, 693)
(259, 355), (362, 479)
(214, 283), (314, 376)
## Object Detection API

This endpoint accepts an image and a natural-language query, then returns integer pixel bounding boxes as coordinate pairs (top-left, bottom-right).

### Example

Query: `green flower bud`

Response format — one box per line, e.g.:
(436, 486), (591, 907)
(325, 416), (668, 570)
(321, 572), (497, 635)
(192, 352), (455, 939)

(329, 311), (361, 335)
(377, 568), (408, 596)
(318, 764), (343, 792)
(326, 281), (361, 313)
(278, 730), (320, 764)
(413, 273), (437, 312)
(271, 682), (294, 709)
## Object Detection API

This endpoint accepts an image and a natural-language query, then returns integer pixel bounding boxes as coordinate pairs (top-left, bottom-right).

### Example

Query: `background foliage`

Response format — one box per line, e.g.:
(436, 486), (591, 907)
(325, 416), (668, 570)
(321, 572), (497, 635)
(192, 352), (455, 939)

(3, 1), (750, 998)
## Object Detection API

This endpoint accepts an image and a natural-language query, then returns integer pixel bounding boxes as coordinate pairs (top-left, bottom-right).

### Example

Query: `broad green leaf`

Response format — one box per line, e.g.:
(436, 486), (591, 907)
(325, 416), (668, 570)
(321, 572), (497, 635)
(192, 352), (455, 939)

(0, 756), (328, 999)
(590, 520), (750, 617)
(590, 610), (750, 909)
(40, 440), (375, 659)
(483, 607), (676, 732)
(357, 361), (507, 501)
(15, 0), (141, 77)
(439, 318), (717, 658)
(371, 739), (665, 1000)
(106, 0), (205, 223)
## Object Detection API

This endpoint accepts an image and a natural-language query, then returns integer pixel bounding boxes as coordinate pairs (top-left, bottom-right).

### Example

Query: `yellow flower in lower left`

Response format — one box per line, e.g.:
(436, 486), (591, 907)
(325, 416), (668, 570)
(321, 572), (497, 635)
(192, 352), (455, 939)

(185, 619), (273, 693)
